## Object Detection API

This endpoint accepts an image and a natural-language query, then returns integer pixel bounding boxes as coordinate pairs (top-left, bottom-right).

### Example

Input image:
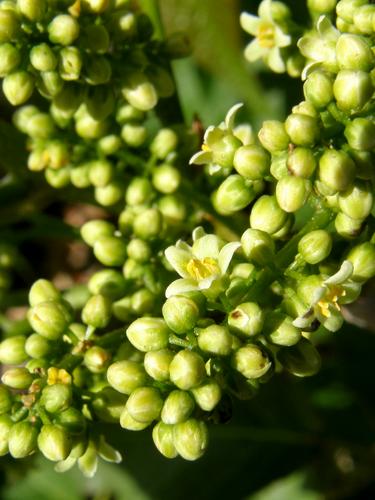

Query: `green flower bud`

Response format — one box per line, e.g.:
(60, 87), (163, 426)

(8, 421), (38, 458)
(125, 177), (154, 206)
(98, 134), (122, 156)
(212, 175), (255, 215)
(107, 360), (148, 395)
(126, 386), (163, 423)
(228, 302), (264, 338)
(231, 344), (272, 379)
(122, 259), (145, 281)
(334, 212), (363, 239)
(333, 70), (373, 111)
(210, 133), (242, 169)
(29, 279), (60, 306)
(26, 113), (55, 140)
(126, 238), (151, 263)
(37, 70), (63, 98)
(150, 129), (178, 159)
(265, 313), (301, 347)
(0, 415), (12, 455)
(192, 380), (222, 411)
(81, 24), (110, 53)
(88, 160), (113, 188)
(133, 208), (163, 240)
(250, 195), (288, 235)
(197, 324), (232, 356)
(85, 86), (114, 122)
(88, 270), (127, 300)
(144, 349), (174, 381)
(2, 71), (34, 105)
(307, 0), (336, 13)
(298, 230), (332, 265)
(91, 387), (126, 423)
(48, 14), (79, 46)
(152, 164), (181, 194)
(83, 346), (111, 373)
(336, 34), (374, 72)
(121, 72), (158, 111)
(0, 43), (21, 77)
(0, 9), (19, 43)
(28, 300), (71, 340)
(353, 5), (375, 34)
(116, 103), (144, 124)
(127, 318), (169, 352)
(59, 46), (82, 81)
(81, 295), (112, 329)
(2, 368), (33, 389)
(338, 181), (373, 220)
(121, 123), (147, 147)
(169, 350), (206, 390)
(93, 236), (127, 267)
(241, 228), (275, 265)
(318, 149), (356, 192)
(173, 419), (208, 461)
(76, 114), (108, 139)
(158, 195), (187, 223)
(347, 242), (375, 282)
(0, 335), (27, 364)
(258, 120), (289, 153)
(70, 163), (91, 187)
(344, 118), (375, 151)
(284, 113), (319, 147)
(38, 424), (71, 462)
(276, 176), (310, 213)
(30, 43), (57, 72)
(56, 407), (86, 434)
(40, 383), (72, 413)
(233, 144), (270, 180)
(81, 0), (110, 13)
(287, 147), (317, 179)
(0, 386), (12, 415)
(162, 296), (200, 335)
(152, 422), (178, 458)
(130, 288), (155, 315)
(278, 338), (321, 377)
(17, 0), (47, 21)
(336, 0), (367, 24)
(120, 407), (150, 431)
(161, 390), (195, 424)
(81, 219), (115, 247)
(303, 71), (334, 109)
(53, 83), (83, 118)
(84, 55), (111, 85)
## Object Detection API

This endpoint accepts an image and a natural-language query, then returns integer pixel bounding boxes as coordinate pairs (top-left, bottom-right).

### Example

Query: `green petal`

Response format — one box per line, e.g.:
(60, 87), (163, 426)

(274, 27), (291, 48)
(165, 278), (198, 298)
(204, 126), (225, 148)
(240, 12), (260, 36)
(97, 436), (122, 463)
(266, 47), (286, 73)
(192, 234), (224, 260)
(317, 15), (339, 41)
(258, 0), (273, 22)
(54, 457), (76, 473)
(225, 103), (243, 130)
(218, 242), (241, 274)
(324, 260), (353, 285)
(78, 443), (98, 478)
(244, 39), (267, 62)
(192, 226), (206, 241)
(165, 246), (192, 278)
(189, 150), (212, 165)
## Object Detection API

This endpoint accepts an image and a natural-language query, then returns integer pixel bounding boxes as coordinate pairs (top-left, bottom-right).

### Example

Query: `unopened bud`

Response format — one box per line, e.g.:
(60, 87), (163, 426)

(126, 386), (163, 423)
(173, 419), (208, 461)
(107, 360), (148, 395)
(169, 350), (206, 390)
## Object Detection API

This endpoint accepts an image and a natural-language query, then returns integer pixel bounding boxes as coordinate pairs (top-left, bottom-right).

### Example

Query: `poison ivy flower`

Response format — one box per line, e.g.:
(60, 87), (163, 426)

(298, 16), (339, 77)
(240, 0), (292, 73)
(164, 227), (241, 299)
(293, 260), (361, 332)
(189, 103), (253, 174)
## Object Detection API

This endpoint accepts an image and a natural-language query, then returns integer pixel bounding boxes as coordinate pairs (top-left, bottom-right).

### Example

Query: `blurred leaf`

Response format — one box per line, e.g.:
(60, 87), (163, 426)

(0, 120), (27, 174)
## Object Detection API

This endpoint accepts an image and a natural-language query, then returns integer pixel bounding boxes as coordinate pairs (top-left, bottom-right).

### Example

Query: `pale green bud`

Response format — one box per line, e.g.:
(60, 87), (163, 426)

(125, 177), (154, 206)
(126, 238), (151, 263)
(107, 360), (148, 395)
(30, 43), (57, 72)
(84, 346), (111, 373)
(40, 383), (72, 413)
(46, 165), (71, 187)
(91, 387), (126, 423)
(121, 72), (158, 111)
(93, 236), (127, 267)
(2, 368), (32, 389)
(17, 0), (47, 21)
(228, 302), (264, 337)
(287, 147), (317, 178)
(82, 294), (112, 329)
(38, 70), (63, 98)
(336, 0), (367, 23)
(88, 159), (113, 187)
(56, 407), (86, 434)
(0, 43), (21, 77)
(169, 350), (206, 390)
(292, 100), (318, 118)
(3, 71), (34, 105)
(162, 295), (200, 334)
(152, 164), (181, 194)
(59, 46), (82, 81)
(8, 421), (38, 458)
(344, 118), (375, 151)
(303, 71), (334, 109)
(298, 230), (332, 264)
(334, 212), (363, 239)
(126, 386), (163, 423)
(347, 242), (375, 282)
(133, 208), (163, 240)
(122, 259), (144, 280)
(127, 318), (169, 352)
(212, 175), (255, 215)
(285, 113), (319, 147)
(45, 140), (69, 168)
(95, 182), (124, 207)
(120, 407), (150, 431)
(80, 219), (115, 247)
(158, 195), (187, 223)
(26, 112), (55, 139)
(191, 380), (222, 411)
(276, 176), (310, 213)
(278, 338), (321, 377)
(0, 335), (27, 364)
(75, 114), (108, 140)
(150, 129), (178, 159)
(241, 228), (275, 265)
(265, 313), (301, 347)
(88, 270), (127, 300)
(29, 279), (60, 306)
(336, 34), (374, 72)
(144, 349), (174, 381)
(270, 153), (288, 180)
(116, 103), (144, 124)
(48, 14), (79, 46)
(318, 149), (356, 192)
(81, 0), (110, 13)
(173, 419), (208, 461)
(98, 135), (122, 156)
(258, 120), (289, 153)
(250, 195), (288, 235)
(71, 164), (91, 188)
(333, 70), (373, 111)
(231, 344), (272, 379)
(121, 123), (147, 147)
(152, 422), (178, 458)
(131, 288), (154, 314)
(353, 5), (375, 34)
(161, 390), (195, 424)
(307, 0), (336, 13)
(233, 144), (270, 180)
(27, 300), (71, 340)
(0, 386), (12, 415)
(38, 424), (71, 462)
(197, 324), (232, 356)
(0, 415), (12, 456)
(210, 133), (242, 169)
(0, 9), (19, 43)
(338, 181), (373, 220)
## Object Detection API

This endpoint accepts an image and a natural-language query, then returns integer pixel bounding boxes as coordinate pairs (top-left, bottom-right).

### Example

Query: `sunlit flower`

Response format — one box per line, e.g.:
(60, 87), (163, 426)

(240, 0), (291, 73)
(47, 367), (72, 385)
(164, 227), (241, 298)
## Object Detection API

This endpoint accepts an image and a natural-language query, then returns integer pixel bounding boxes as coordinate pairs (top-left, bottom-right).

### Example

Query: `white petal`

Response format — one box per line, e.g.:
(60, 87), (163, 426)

(189, 150), (212, 165)
(292, 313), (314, 328)
(198, 274), (219, 290)
(234, 124), (254, 145)
(78, 447), (98, 478)
(192, 226), (206, 241)
(324, 260), (353, 285)
(218, 241), (241, 274)
(244, 39), (268, 62)
(98, 437), (122, 463)
(54, 457), (76, 473)
(176, 239), (192, 251)
(225, 103), (243, 130)
(297, 35), (319, 60)
(258, 0), (273, 22)
(317, 15), (339, 40)
(274, 28), (291, 48)
(166, 278), (198, 298)
(301, 61), (321, 80)
(204, 126), (225, 147)
(311, 285), (326, 305)
(266, 47), (286, 73)
(192, 234), (224, 260)
(164, 246), (193, 278)
(240, 12), (261, 35)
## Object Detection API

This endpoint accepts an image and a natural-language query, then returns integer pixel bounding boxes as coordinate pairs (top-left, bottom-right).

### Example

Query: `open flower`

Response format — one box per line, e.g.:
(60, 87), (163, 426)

(190, 103), (253, 173)
(293, 260), (361, 332)
(164, 227), (241, 298)
(240, 0), (291, 73)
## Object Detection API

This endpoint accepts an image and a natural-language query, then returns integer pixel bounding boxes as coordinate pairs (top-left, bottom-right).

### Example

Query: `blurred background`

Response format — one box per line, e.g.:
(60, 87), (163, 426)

(1, 1), (375, 499)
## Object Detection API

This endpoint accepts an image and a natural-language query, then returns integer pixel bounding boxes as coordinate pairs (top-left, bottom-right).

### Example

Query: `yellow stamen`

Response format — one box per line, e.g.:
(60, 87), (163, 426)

(257, 22), (275, 49)
(317, 285), (346, 318)
(47, 367), (72, 385)
(202, 144), (211, 152)
(186, 257), (219, 281)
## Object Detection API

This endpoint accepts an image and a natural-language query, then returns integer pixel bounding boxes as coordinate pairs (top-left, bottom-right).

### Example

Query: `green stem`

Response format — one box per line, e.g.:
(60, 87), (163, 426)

(96, 328), (126, 348)
(169, 333), (191, 348)
(58, 353), (83, 372)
